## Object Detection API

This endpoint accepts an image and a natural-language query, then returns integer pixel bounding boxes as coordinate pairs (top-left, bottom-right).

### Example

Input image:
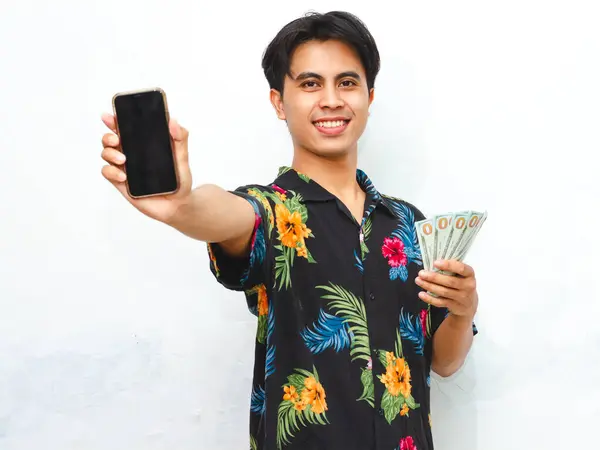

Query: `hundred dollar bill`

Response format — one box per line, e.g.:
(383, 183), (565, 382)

(433, 213), (454, 267)
(416, 218), (435, 271)
(455, 210), (488, 261)
(442, 211), (471, 269)
(450, 211), (485, 261)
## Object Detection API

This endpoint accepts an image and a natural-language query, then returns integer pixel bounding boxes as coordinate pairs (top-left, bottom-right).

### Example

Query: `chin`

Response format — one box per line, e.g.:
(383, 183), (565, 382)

(309, 144), (353, 159)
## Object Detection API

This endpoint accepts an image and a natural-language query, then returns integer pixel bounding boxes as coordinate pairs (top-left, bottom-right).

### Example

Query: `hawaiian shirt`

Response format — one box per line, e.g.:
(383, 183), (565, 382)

(207, 167), (477, 450)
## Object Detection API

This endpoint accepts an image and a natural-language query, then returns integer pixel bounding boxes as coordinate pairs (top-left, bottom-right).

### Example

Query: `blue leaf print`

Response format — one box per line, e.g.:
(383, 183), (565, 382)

(250, 384), (266, 415)
(301, 309), (351, 354)
(265, 301), (276, 378)
(388, 200), (422, 266)
(265, 345), (275, 378)
(399, 308), (425, 355)
(354, 249), (364, 274)
(356, 169), (378, 197)
(389, 265), (408, 282)
(250, 219), (266, 267)
(241, 204), (266, 285)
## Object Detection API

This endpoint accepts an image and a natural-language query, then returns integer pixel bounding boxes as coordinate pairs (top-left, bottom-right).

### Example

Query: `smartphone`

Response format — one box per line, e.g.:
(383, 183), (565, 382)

(112, 88), (179, 198)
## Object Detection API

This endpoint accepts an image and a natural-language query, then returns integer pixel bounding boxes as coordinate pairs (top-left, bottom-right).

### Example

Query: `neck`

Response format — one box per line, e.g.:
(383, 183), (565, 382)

(291, 146), (361, 199)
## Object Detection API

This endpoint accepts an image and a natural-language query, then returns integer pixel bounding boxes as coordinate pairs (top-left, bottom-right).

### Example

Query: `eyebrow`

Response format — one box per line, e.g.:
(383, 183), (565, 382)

(293, 71), (362, 82)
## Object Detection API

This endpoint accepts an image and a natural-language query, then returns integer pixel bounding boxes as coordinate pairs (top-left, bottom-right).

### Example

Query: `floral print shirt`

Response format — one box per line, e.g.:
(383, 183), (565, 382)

(207, 167), (477, 450)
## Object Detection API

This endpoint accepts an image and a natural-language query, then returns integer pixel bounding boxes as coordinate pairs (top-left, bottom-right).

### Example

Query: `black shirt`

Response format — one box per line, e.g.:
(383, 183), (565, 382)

(207, 167), (477, 450)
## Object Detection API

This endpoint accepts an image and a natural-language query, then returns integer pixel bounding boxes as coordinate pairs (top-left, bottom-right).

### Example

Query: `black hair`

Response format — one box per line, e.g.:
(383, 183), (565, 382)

(261, 11), (381, 95)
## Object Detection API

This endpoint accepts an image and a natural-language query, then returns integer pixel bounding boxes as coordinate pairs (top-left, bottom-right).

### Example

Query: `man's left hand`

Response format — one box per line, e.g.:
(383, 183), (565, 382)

(415, 260), (478, 319)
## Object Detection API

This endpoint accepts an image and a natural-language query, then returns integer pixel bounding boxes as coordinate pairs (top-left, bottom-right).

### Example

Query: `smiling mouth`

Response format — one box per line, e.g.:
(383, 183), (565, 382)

(313, 119), (351, 135)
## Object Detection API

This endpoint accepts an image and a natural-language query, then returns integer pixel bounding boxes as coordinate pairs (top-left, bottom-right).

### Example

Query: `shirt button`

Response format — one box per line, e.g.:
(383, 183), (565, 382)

(378, 408), (384, 416)
(369, 293), (375, 301)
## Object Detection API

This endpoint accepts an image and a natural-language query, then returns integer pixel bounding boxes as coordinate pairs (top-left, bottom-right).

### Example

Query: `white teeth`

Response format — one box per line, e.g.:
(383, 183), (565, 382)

(315, 120), (346, 128)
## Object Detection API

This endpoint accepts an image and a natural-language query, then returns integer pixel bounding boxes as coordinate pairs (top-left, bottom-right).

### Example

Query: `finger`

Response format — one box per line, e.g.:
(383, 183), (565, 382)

(418, 270), (461, 290)
(415, 277), (458, 300)
(101, 113), (117, 133)
(101, 164), (127, 183)
(169, 118), (190, 167)
(433, 259), (474, 277)
(418, 291), (453, 309)
(101, 147), (126, 165)
(169, 118), (188, 142)
(101, 132), (120, 149)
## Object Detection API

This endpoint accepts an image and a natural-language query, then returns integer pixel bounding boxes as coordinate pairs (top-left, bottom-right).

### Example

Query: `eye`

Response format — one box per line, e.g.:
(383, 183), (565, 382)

(340, 79), (357, 87)
(301, 80), (319, 88)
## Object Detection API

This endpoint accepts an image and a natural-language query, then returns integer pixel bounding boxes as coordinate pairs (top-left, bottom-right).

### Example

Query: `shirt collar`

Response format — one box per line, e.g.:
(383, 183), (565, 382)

(272, 166), (400, 218)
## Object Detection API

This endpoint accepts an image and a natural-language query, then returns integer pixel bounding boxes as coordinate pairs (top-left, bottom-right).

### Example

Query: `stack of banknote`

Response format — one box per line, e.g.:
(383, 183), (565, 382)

(416, 210), (487, 274)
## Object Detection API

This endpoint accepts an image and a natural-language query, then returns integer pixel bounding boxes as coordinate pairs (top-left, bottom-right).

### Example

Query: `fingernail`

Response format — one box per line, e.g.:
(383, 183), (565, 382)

(116, 154), (125, 163)
(118, 172), (126, 181)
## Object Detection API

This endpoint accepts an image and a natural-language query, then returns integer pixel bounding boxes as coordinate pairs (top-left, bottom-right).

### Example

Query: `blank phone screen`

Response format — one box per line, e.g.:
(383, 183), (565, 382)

(114, 90), (178, 197)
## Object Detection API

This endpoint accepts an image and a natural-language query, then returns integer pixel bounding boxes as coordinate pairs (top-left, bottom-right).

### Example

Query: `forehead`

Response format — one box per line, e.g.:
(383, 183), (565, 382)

(288, 39), (365, 78)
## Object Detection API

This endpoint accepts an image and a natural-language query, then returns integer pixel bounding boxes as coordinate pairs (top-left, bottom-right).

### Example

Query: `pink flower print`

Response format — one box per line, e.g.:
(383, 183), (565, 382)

(382, 237), (408, 267)
(399, 436), (417, 450)
(419, 309), (428, 337)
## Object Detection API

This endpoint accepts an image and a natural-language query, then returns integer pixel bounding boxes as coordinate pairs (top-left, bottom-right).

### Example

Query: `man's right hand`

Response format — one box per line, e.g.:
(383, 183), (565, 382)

(100, 112), (258, 257)
(100, 113), (193, 225)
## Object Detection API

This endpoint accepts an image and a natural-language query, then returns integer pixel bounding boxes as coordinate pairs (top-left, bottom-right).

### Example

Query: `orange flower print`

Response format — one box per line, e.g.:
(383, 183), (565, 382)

(301, 376), (328, 414)
(380, 355), (412, 398)
(275, 203), (311, 251)
(257, 285), (268, 317)
(207, 244), (220, 277)
(276, 191), (287, 202)
(296, 246), (308, 258)
(283, 385), (307, 412)
(400, 404), (409, 416)
(283, 385), (299, 402)
(277, 367), (329, 449)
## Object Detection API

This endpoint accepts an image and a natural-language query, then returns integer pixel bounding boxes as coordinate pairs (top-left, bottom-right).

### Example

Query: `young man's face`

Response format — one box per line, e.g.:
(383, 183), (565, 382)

(271, 39), (374, 160)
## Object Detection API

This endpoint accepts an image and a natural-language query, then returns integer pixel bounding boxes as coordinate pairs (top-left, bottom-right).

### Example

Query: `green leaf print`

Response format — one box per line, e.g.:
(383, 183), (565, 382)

(358, 367), (375, 407)
(250, 435), (258, 450)
(257, 315), (267, 344)
(316, 283), (371, 363)
(426, 305), (432, 339)
(376, 349), (389, 367)
(380, 390), (404, 425)
(298, 173), (311, 183)
(276, 366), (329, 449)
(394, 329), (403, 359)
(360, 215), (373, 260)
(278, 166), (292, 176)
(274, 245), (293, 291)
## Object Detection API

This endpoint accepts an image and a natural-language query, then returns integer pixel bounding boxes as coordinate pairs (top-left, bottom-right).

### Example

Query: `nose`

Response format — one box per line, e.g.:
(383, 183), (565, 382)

(318, 84), (344, 110)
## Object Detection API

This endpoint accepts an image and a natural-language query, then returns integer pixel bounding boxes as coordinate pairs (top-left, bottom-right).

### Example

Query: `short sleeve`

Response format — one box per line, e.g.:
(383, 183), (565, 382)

(428, 305), (479, 338)
(207, 185), (275, 292)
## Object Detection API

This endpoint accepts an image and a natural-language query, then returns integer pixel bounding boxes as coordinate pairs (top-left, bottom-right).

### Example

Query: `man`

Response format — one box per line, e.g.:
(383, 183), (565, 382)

(100, 10), (478, 450)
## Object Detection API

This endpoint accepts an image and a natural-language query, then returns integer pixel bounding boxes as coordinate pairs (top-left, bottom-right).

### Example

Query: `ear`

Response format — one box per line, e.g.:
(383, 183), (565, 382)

(368, 88), (375, 107)
(270, 89), (286, 120)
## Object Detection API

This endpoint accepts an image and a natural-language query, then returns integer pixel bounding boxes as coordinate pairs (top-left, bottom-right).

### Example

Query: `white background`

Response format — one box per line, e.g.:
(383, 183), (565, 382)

(1, 0), (599, 449)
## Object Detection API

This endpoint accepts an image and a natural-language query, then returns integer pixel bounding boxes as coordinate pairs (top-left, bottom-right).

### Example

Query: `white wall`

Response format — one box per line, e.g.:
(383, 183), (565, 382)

(1, 0), (599, 449)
